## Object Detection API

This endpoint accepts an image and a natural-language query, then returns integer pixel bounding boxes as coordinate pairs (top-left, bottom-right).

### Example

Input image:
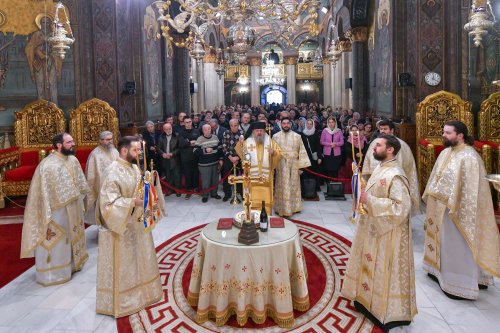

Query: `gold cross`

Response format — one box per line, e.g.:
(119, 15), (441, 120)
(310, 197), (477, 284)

(246, 143), (256, 152)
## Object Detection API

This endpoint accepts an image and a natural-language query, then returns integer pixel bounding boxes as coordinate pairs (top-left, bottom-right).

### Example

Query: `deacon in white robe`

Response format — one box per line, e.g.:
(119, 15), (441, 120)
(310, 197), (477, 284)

(343, 134), (417, 331)
(423, 121), (500, 300)
(272, 117), (311, 217)
(21, 133), (90, 286)
(84, 131), (118, 224)
(235, 121), (282, 213)
(96, 136), (166, 318)
(362, 120), (420, 216)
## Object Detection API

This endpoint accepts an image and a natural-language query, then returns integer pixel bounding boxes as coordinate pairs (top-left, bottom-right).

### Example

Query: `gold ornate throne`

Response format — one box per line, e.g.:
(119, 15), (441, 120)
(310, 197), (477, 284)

(478, 91), (500, 208)
(69, 98), (119, 170)
(416, 90), (491, 194)
(1, 100), (66, 197)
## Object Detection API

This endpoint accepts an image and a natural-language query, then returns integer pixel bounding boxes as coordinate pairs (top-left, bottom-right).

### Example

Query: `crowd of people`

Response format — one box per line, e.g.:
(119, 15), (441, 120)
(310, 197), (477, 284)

(143, 103), (377, 203)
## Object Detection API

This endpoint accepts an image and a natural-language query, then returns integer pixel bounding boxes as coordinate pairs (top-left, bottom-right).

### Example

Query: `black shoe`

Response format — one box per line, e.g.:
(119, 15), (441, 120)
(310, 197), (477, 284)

(176, 193), (181, 197)
(185, 194), (192, 200)
(212, 195), (222, 199)
(202, 197), (208, 203)
(223, 196), (230, 202)
(428, 273), (472, 300)
(479, 284), (488, 290)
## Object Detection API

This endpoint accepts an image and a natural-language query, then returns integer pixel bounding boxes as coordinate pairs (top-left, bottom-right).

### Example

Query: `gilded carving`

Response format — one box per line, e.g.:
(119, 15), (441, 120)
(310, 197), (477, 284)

(70, 98), (119, 147)
(248, 57), (262, 66)
(204, 53), (217, 63)
(416, 91), (473, 143)
(350, 27), (368, 42)
(339, 40), (352, 52)
(15, 99), (66, 149)
(225, 65), (249, 82)
(478, 92), (500, 142)
(296, 63), (323, 80)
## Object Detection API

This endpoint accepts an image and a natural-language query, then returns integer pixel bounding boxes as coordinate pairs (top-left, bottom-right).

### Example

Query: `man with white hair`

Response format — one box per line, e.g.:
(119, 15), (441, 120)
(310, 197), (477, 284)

(142, 120), (160, 171)
(84, 131), (119, 224)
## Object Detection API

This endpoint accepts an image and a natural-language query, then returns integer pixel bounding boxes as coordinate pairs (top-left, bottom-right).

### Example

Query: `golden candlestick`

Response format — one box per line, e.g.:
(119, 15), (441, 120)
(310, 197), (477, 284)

(230, 164), (240, 205)
(350, 130), (367, 216)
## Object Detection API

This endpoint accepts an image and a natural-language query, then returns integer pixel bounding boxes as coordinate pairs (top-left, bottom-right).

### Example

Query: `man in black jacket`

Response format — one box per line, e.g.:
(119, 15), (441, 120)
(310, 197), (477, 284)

(157, 123), (181, 196)
(178, 116), (200, 199)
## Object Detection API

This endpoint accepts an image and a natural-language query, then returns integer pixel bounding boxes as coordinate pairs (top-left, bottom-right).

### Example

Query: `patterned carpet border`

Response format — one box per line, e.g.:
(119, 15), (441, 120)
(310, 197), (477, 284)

(119, 220), (375, 333)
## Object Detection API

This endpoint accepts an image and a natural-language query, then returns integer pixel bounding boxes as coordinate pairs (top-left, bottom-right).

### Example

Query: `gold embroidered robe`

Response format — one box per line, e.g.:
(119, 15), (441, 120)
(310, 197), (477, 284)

(363, 137), (420, 216)
(235, 135), (282, 212)
(20, 151), (90, 286)
(342, 159), (417, 324)
(96, 158), (166, 318)
(84, 145), (119, 224)
(272, 131), (311, 217)
(422, 144), (500, 291)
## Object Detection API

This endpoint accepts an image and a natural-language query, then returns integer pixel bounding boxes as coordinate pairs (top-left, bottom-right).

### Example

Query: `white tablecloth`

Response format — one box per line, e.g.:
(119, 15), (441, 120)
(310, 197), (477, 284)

(187, 219), (309, 327)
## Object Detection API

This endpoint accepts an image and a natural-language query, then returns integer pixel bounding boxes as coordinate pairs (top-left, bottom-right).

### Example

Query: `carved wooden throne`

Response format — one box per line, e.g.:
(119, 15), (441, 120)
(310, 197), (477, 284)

(1, 100), (66, 196)
(416, 90), (491, 194)
(69, 98), (119, 170)
(478, 91), (500, 208)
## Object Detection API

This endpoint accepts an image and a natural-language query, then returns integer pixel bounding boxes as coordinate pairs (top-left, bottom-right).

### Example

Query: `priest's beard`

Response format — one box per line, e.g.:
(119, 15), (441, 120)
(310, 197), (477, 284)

(254, 135), (265, 144)
(443, 138), (458, 147)
(106, 143), (115, 151)
(126, 152), (137, 164)
(373, 150), (387, 161)
(282, 127), (291, 132)
(61, 147), (75, 156)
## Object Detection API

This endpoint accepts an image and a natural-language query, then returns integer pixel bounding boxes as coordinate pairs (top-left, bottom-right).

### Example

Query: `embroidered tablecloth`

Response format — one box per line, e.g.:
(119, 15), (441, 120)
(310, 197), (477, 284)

(187, 219), (309, 327)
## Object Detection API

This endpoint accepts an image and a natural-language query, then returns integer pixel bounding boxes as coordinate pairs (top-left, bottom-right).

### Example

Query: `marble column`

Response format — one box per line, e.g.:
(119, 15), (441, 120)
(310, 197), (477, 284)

(174, 47), (191, 115)
(350, 27), (369, 114)
(339, 40), (352, 110)
(249, 57), (262, 106)
(195, 59), (205, 113)
(333, 56), (343, 108)
(217, 71), (224, 106)
(284, 56), (298, 105)
(323, 59), (332, 107)
(203, 53), (218, 110)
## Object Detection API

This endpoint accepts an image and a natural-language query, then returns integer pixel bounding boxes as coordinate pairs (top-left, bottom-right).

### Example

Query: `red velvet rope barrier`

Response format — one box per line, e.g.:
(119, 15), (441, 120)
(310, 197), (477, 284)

(159, 168), (232, 195)
(303, 168), (351, 182)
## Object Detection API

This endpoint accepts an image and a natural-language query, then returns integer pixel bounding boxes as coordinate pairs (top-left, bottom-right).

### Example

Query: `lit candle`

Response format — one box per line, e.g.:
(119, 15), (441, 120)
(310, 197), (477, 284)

(356, 130), (362, 163)
(349, 131), (355, 162)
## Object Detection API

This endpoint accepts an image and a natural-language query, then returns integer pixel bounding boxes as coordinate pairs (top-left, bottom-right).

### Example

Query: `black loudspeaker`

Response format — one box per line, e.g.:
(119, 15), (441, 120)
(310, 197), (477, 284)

(190, 82), (198, 94)
(123, 81), (136, 95)
(324, 181), (346, 201)
(398, 73), (412, 87)
(302, 178), (317, 199)
(345, 78), (352, 90)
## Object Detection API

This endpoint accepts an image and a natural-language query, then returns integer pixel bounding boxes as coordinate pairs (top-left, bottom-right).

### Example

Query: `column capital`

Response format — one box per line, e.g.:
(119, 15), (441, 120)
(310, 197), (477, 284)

(204, 53), (217, 63)
(339, 40), (352, 52)
(284, 56), (298, 65)
(248, 57), (262, 66)
(349, 27), (368, 42)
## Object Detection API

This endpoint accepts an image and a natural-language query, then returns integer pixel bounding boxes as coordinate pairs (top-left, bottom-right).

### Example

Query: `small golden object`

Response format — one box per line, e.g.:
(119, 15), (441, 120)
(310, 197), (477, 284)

(485, 174), (500, 191)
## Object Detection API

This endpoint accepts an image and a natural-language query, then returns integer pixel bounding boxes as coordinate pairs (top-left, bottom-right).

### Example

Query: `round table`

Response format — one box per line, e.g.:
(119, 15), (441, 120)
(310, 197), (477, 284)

(187, 219), (309, 327)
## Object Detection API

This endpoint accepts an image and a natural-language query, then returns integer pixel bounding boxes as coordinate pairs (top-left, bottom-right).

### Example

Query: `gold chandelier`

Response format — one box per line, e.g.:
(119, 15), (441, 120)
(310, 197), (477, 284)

(47, 1), (74, 59)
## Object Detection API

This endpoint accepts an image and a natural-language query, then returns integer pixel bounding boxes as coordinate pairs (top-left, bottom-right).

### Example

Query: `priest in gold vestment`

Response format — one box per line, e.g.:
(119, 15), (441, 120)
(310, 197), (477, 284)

(96, 136), (166, 317)
(423, 121), (500, 300)
(272, 117), (311, 216)
(21, 133), (90, 286)
(235, 122), (282, 213)
(84, 131), (119, 225)
(343, 134), (417, 331)
(362, 120), (420, 216)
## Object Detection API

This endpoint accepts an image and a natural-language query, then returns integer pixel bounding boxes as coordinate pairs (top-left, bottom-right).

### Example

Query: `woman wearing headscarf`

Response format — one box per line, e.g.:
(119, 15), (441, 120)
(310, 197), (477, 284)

(320, 116), (344, 179)
(301, 119), (323, 192)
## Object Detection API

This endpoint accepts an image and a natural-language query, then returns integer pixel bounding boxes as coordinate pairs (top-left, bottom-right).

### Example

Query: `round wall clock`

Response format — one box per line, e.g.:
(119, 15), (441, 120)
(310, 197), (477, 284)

(424, 72), (441, 86)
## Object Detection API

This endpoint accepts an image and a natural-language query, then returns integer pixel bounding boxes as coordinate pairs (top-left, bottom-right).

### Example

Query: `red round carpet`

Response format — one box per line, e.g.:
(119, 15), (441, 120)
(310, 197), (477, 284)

(117, 220), (380, 333)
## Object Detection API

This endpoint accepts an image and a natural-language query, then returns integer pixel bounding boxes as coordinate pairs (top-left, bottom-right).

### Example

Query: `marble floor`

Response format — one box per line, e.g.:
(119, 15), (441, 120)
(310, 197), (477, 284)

(1, 189), (499, 333)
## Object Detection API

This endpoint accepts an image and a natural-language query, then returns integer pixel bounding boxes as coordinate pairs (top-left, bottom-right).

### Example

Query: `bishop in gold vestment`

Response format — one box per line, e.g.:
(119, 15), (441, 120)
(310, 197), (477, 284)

(343, 135), (416, 331)
(96, 136), (166, 318)
(235, 122), (282, 213)
(84, 131), (119, 225)
(272, 117), (311, 216)
(21, 133), (90, 286)
(362, 120), (420, 216)
(423, 121), (500, 300)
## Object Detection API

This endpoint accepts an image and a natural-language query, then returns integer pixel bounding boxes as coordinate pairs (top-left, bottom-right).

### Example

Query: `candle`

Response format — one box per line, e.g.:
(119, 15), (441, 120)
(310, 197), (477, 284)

(142, 140), (147, 171)
(356, 130), (362, 164)
(349, 131), (355, 162)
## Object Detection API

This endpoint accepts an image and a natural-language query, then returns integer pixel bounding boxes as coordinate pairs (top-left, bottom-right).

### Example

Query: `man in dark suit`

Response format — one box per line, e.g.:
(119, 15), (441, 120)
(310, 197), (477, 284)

(268, 49), (280, 64)
(210, 119), (227, 143)
(157, 123), (181, 196)
(142, 120), (161, 171)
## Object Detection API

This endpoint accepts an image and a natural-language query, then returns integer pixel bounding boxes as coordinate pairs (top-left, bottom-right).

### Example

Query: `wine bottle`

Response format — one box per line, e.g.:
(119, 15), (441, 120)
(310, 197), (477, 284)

(260, 200), (268, 232)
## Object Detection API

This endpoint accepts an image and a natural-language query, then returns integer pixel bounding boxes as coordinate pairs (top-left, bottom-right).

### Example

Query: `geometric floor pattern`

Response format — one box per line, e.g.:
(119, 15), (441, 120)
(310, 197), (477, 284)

(120, 221), (376, 333)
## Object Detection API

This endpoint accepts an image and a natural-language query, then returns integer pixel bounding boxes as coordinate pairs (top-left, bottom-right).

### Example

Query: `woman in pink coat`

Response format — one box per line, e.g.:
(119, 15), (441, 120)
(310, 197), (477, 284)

(320, 116), (344, 179)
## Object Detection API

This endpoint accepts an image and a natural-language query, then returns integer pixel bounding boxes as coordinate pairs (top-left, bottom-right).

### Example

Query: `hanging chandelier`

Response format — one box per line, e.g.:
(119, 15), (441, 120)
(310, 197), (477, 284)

(47, 1), (74, 59)
(464, 0), (496, 47)
(152, 0), (321, 51)
(326, 39), (342, 68)
(215, 50), (226, 79)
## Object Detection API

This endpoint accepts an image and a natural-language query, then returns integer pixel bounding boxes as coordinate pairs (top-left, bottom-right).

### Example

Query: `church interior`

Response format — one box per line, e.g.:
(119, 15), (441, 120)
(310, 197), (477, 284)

(0, 0), (500, 332)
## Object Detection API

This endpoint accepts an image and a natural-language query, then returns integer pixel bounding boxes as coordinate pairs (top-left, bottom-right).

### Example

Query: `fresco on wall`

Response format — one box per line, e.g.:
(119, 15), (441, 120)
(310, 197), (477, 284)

(368, 0), (393, 117)
(142, 4), (162, 120)
(0, 1), (75, 127)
